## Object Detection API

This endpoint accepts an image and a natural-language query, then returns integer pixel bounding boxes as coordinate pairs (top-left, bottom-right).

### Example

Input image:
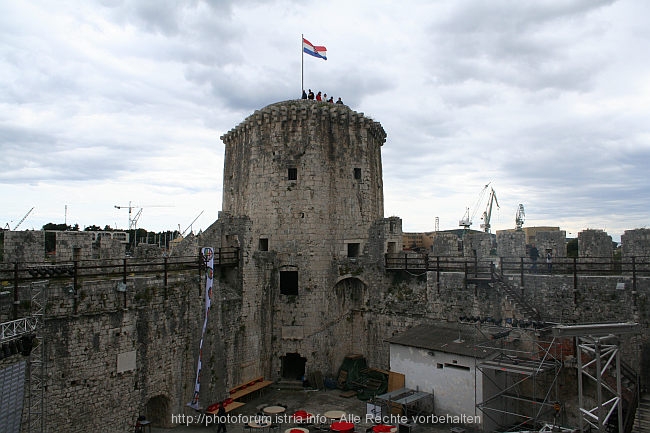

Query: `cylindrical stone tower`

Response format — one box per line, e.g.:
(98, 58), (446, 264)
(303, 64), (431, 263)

(217, 99), (388, 382)
(221, 100), (386, 242)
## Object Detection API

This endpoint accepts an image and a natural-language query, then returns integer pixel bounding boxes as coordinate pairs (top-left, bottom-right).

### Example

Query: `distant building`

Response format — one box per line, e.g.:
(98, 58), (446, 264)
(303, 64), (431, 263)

(89, 231), (129, 243)
(402, 232), (434, 251)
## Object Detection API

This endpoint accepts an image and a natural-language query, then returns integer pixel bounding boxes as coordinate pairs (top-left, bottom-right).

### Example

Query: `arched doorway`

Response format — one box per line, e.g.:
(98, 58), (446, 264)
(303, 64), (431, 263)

(145, 394), (172, 427)
(330, 277), (366, 314)
(281, 352), (306, 380)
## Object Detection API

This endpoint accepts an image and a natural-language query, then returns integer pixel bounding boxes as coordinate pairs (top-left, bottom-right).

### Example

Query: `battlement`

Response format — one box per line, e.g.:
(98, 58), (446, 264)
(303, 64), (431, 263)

(220, 99), (387, 145)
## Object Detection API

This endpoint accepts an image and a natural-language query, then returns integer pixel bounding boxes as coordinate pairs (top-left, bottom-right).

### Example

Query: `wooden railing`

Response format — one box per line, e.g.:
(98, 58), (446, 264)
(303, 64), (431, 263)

(0, 248), (239, 284)
(0, 248), (239, 318)
(385, 253), (650, 289)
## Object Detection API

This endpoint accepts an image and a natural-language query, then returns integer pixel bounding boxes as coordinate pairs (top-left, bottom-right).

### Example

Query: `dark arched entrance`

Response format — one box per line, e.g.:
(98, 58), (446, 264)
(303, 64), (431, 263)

(281, 352), (306, 380)
(328, 277), (366, 317)
(145, 394), (172, 427)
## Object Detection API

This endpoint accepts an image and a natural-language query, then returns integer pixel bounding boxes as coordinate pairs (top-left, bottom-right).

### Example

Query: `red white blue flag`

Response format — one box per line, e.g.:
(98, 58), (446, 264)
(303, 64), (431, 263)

(303, 37), (327, 60)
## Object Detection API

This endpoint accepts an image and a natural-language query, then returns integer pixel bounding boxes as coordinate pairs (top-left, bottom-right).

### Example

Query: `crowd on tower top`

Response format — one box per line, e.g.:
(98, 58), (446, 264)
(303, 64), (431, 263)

(302, 89), (344, 105)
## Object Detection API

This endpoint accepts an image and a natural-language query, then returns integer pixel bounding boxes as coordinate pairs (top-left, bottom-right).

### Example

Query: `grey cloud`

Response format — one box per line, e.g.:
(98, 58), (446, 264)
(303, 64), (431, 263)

(427, 0), (614, 93)
(438, 0), (617, 34)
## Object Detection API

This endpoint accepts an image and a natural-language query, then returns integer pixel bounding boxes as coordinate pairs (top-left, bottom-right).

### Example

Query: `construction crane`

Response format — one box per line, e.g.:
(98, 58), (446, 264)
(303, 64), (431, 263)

(114, 202), (172, 231)
(13, 207), (35, 230)
(479, 187), (499, 233)
(459, 183), (491, 230)
(180, 210), (204, 237)
(114, 202), (142, 231)
(168, 211), (205, 254)
(515, 204), (526, 231)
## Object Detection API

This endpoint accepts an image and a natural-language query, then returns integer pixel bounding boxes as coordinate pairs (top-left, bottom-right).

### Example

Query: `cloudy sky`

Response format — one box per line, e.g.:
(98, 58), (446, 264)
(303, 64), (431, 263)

(2, 0), (649, 242)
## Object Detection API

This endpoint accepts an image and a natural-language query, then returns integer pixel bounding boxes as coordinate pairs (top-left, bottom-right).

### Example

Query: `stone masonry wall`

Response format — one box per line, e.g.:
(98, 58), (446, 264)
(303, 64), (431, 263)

(622, 228), (650, 274)
(0, 271), (204, 433)
(2, 230), (130, 264)
(432, 232), (462, 256)
(536, 230), (567, 258)
(578, 229), (613, 258)
(496, 230), (526, 260)
(2, 253), (650, 431)
(622, 228), (650, 258)
(3, 231), (45, 263)
(98, 235), (127, 259)
(55, 231), (94, 261)
(462, 231), (493, 261)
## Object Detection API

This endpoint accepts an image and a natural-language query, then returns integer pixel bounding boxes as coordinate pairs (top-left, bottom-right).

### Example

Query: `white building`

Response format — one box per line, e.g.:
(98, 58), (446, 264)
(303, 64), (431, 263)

(387, 323), (501, 432)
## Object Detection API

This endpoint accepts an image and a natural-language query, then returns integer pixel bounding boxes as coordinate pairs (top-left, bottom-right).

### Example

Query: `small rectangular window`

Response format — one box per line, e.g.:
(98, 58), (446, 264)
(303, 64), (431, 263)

(444, 363), (470, 371)
(354, 168), (361, 180)
(348, 243), (360, 258)
(436, 363), (443, 369)
(280, 271), (299, 295)
(288, 168), (297, 181)
(259, 238), (268, 251)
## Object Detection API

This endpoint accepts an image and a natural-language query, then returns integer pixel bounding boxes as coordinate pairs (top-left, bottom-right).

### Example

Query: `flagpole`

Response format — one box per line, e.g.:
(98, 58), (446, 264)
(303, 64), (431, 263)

(301, 33), (304, 94)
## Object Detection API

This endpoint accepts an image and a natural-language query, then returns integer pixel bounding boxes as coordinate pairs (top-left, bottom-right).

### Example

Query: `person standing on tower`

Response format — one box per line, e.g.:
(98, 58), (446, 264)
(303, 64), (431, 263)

(316, 91), (322, 101)
(546, 250), (553, 273)
(308, 89), (314, 100)
(301, 90), (307, 99)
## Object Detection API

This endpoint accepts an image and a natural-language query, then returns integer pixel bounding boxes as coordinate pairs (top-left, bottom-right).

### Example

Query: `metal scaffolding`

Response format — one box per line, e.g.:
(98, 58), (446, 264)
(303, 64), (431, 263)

(475, 326), (566, 432)
(0, 281), (47, 433)
(553, 321), (639, 433)
(26, 280), (47, 433)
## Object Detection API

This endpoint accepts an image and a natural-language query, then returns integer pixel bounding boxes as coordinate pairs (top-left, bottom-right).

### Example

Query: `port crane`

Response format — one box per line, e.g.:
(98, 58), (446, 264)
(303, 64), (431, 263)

(515, 204), (525, 231)
(459, 183), (491, 230)
(479, 188), (499, 233)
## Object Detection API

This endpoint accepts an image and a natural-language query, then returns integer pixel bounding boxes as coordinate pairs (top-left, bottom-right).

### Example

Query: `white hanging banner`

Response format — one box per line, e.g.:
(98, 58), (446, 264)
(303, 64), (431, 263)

(188, 247), (214, 410)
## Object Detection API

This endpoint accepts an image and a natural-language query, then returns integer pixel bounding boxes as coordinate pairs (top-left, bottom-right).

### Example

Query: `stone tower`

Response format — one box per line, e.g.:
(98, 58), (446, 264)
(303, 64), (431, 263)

(207, 99), (398, 387)
(220, 100), (386, 244)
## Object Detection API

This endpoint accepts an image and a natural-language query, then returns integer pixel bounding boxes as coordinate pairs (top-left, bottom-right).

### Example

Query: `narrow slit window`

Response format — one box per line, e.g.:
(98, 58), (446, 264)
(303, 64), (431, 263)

(444, 363), (470, 371)
(288, 167), (297, 181)
(354, 167), (361, 180)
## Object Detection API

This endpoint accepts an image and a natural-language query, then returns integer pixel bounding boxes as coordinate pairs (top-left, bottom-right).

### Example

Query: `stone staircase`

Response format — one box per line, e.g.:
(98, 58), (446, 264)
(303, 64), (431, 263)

(632, 393), (650, 433)
(491, 275), (542, 321)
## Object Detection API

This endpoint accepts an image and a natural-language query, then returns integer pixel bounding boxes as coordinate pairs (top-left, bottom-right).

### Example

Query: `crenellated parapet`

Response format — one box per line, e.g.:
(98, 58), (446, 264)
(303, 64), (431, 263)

(220, 100), (386, 145)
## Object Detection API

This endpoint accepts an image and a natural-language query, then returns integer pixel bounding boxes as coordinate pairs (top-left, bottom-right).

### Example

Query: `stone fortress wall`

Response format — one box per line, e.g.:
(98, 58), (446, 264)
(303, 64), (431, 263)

(2, 100), (650, 431)
(213, 100), (394, 382)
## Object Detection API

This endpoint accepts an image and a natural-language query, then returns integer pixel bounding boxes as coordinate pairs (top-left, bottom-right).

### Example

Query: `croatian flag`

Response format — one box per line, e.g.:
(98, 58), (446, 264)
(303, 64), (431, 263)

(303, 37), (327, 60)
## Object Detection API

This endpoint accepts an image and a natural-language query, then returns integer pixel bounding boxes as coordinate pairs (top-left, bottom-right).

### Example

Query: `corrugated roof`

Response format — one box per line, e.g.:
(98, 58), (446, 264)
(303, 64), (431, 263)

(386, 323), (496, 359)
